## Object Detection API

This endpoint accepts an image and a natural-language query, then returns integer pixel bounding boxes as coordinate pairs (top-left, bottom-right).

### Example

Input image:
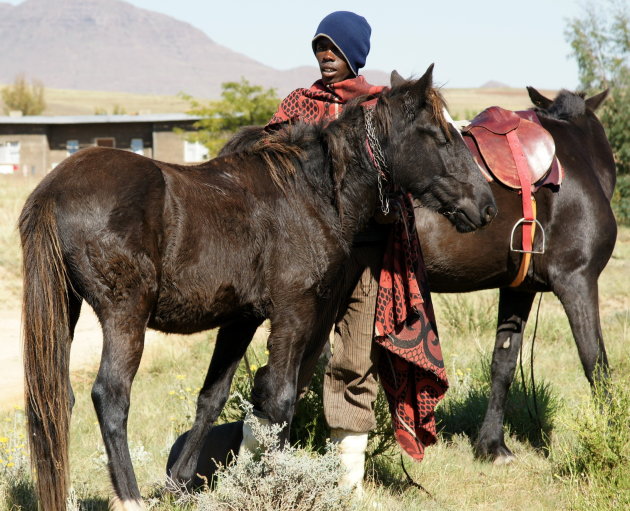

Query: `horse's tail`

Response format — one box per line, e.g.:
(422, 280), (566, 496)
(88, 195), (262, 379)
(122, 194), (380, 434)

(19, 193), (72, 510)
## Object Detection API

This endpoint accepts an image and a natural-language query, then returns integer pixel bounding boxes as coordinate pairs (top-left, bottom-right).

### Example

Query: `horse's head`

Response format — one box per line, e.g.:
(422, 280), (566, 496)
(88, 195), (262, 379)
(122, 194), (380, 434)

(372, 65), (496, 232)
(527, 86), (616, 200)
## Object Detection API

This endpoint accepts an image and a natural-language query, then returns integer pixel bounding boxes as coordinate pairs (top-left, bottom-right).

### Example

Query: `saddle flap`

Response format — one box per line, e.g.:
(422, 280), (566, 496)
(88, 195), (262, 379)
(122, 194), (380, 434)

(463, 107), (556, 189)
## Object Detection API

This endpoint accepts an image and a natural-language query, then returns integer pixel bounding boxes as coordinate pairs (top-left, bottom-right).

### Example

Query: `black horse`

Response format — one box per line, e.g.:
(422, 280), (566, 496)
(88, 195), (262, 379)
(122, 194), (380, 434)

(20, 66), (496, 510)
(416, 86), (616, 462)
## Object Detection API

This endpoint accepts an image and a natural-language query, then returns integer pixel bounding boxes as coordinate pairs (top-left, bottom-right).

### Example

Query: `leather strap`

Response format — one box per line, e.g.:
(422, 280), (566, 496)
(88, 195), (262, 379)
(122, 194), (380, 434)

(510, 198), (537, 287)
(506, 129), (536, 287)
(506, 130), (534, 252)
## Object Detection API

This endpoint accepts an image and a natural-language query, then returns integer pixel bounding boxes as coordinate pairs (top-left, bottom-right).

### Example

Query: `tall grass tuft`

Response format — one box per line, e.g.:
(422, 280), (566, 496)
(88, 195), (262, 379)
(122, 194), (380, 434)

(0, 408), (37, 511)
(552, 376), (630, 510)
(436, 353), (559, 452)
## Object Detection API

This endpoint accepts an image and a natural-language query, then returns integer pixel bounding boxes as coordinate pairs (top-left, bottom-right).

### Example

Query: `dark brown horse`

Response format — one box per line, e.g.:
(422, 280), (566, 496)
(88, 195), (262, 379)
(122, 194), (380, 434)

(19, 66), (496, 510)
(217, 86), (616, 466)
(416, 87), (616, 462)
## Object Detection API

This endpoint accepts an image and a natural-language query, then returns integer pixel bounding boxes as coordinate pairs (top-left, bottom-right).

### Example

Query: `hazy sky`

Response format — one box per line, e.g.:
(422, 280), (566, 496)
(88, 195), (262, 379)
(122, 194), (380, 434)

(9, 0), (597, 89)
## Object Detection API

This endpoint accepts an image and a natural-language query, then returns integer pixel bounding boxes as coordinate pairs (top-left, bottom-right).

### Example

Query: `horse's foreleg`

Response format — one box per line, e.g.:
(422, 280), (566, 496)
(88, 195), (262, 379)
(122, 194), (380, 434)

(169, 318), (262, 486)
(554, 275), (609, 387)
(252, 304), (316, 442)
(91, 312), (149, 509)
(475, 287), (535, 463)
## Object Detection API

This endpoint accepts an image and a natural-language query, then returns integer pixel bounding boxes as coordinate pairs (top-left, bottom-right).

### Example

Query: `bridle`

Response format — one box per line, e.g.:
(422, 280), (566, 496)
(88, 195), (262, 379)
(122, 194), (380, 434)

(364, 104), (391, 215)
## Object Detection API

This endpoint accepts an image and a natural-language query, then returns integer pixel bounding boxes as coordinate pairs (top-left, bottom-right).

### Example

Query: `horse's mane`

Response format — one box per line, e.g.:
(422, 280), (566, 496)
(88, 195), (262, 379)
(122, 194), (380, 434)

(536, 89), (587, 121)
(427, 87), (451, 138)
(219, 123), (326, 192)
(217, 80), (449, 194)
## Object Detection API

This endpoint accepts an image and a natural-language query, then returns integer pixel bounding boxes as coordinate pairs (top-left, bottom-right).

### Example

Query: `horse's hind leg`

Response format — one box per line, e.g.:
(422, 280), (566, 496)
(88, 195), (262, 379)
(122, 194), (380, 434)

(553, 274), (609, 387)
(67, 290), (83, 412)
(91, 303), (152, 510)
(475, 288), (535, 462)
(169, 317), (263, 486)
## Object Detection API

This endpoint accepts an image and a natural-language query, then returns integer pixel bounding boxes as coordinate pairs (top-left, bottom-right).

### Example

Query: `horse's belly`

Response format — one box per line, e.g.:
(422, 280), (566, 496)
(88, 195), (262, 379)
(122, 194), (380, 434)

(416, 207), (517, 292)
(150, 274), (263, 334)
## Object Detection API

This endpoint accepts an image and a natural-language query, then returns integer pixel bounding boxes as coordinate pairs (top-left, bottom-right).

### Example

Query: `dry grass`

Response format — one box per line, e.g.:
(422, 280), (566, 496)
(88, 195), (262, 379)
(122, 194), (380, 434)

(0, 83), (550, 118)
(0, 176), (37, 307)
(0, 84), (194, 116)
(441, 87), (558, 120)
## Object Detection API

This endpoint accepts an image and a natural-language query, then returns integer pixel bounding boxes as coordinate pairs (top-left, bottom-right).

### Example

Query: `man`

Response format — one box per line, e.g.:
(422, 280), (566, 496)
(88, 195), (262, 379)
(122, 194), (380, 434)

(257, 11), (391, 493)
(169, 11), (446, 495)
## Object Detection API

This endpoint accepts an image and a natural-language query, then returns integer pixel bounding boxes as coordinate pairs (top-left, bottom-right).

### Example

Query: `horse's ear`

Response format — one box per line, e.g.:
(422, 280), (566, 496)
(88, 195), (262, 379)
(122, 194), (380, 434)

(410, 63), (435, 102)
(527, 86), (552, 109)
(585, 89), (609, 111)
(390, 70), (406, 88)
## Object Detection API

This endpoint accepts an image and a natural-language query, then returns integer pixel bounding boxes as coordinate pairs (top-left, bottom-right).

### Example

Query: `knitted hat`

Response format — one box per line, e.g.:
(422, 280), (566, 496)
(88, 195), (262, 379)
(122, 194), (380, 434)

(312, 11), (371, 76)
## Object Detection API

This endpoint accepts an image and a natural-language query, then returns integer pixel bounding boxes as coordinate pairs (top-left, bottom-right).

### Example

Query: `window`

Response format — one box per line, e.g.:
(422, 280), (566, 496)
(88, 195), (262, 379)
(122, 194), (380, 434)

(67, 140), (79, 156)
(130, 138), (144, 155)
(0, 141), (20, 163)
(184, 140), (209, 162)
(95, 137), (115, 148)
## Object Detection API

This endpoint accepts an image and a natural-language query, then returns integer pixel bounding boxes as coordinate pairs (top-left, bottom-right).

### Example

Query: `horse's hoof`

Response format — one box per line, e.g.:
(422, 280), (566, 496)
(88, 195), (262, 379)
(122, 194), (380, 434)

(492, 453), (515, 466)
(110, 497), (146, 511)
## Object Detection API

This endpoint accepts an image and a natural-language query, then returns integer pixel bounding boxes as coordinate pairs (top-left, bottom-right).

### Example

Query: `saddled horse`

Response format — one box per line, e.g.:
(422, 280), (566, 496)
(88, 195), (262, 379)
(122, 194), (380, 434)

(20, 66), (496, 510)
(416, 86), (616, 462)
(218, 86), (616, 465)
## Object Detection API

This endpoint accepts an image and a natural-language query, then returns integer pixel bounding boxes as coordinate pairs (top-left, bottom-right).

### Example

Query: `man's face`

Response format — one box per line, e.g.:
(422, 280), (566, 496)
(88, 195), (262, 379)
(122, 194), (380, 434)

(314, 37), (352, 85)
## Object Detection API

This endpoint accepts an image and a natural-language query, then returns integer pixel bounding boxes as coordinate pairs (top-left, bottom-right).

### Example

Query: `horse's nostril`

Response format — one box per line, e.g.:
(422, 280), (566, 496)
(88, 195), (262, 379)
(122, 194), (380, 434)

(484, 204), (498, 223)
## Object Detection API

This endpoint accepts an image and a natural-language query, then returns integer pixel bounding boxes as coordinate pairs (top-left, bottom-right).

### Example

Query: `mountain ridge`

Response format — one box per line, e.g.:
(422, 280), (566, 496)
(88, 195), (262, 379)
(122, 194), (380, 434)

(0, 0), (390, 98)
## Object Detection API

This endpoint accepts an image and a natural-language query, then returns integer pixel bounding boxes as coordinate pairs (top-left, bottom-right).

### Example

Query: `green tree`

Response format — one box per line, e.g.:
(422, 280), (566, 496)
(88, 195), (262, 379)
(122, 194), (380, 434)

(1, 74), (46, 116)
(565, 0), (630, 174)
(180, 78), (280, 157)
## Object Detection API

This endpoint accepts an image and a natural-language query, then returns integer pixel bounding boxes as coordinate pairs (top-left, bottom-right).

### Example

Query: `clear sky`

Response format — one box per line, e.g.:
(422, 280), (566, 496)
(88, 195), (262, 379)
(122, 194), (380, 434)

(9, 0), (595, 89)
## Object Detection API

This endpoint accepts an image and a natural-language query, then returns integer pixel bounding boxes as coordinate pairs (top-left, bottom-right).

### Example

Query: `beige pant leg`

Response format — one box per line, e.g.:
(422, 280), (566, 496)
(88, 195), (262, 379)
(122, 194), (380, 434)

(323, 244), (383, 433)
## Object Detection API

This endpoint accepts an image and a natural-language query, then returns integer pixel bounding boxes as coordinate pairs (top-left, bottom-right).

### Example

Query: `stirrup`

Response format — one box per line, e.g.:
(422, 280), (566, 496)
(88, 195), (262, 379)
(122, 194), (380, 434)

(509, 218), (545, 254)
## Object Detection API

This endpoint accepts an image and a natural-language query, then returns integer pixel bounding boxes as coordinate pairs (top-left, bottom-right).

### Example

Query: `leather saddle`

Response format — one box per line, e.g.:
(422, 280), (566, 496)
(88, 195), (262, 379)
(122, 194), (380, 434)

(462, 106), (562, 190)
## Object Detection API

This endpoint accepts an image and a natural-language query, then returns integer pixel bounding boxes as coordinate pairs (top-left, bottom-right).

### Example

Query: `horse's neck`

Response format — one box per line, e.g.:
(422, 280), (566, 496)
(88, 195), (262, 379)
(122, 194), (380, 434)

(543, 114), (616, 201)
(337, 158), (380, 241)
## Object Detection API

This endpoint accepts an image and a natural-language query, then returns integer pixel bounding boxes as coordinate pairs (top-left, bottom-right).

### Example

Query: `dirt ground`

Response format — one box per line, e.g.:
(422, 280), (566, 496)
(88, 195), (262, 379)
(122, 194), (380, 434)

(0, 306), (165, 410)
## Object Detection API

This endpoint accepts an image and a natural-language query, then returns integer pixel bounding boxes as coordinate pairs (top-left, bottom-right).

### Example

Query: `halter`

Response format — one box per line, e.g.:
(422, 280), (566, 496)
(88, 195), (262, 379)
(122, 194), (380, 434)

(364, 104), (390, 215)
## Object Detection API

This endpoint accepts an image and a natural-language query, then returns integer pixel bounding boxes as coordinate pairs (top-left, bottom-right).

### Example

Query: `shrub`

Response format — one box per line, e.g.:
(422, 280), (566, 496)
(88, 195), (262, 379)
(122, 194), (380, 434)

(612, 174), (630, 225)
(552, 377), (630, 510)
(0, 74), (46, 116)
(189, 407), (353, 511)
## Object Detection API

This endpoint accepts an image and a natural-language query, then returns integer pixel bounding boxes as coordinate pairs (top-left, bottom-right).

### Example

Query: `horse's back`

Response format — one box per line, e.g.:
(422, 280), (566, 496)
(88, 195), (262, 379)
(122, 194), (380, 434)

(22, 147), (168, 308)
(418, 103), (618, 292)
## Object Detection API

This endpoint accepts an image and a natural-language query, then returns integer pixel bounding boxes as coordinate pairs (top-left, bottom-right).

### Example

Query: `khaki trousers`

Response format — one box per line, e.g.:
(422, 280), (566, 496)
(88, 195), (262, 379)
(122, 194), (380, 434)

(323, 243), (383, 433)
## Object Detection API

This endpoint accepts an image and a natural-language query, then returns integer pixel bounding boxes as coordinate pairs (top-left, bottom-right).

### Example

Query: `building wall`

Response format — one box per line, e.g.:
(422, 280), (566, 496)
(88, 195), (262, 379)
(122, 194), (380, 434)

(152, 122), (191, 163)
(0, 126), (49, 176)
(0, 119), (201, 175)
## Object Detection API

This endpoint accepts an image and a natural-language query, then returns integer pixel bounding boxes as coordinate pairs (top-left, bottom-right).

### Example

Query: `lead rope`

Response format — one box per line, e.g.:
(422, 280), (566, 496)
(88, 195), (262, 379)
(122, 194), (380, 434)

(364, 106), (390, 215)
(518, 293), (544, 434)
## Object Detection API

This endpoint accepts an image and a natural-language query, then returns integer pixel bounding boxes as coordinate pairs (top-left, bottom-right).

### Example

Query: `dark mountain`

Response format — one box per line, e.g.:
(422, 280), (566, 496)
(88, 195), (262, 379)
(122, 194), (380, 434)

(0, 0), (389, 98)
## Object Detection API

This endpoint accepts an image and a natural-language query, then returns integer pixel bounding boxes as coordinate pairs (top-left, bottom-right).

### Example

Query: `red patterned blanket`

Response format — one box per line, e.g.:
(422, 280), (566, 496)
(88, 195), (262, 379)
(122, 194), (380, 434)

(374, 194), (448, 461)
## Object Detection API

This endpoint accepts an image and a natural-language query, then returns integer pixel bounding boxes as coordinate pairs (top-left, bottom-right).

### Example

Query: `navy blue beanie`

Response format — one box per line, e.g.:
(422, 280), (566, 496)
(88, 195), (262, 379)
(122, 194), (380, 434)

(312, 11), (371, 76)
